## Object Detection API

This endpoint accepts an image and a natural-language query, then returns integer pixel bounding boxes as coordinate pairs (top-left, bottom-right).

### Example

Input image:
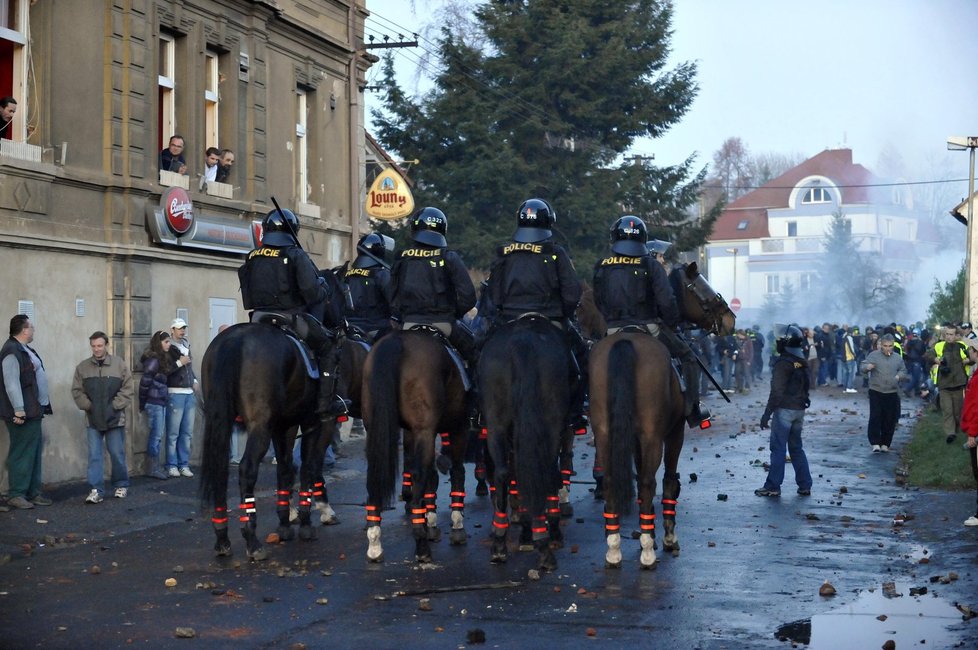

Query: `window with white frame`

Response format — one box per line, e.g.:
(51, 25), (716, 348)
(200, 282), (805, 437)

(296, 88), (308, 203)
(766, 274), (780, 294)
(158, 34), (176, 150)
(799, 272), (814, 292)
(787, 221), (797, 237)
(0, 0), (28, 141)
(802, 187), (831, 204)
(204, 49), (219, 148)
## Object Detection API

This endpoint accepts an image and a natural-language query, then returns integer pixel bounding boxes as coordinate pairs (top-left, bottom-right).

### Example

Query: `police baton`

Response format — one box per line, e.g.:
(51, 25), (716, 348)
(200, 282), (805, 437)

(692, 348), (731, 404)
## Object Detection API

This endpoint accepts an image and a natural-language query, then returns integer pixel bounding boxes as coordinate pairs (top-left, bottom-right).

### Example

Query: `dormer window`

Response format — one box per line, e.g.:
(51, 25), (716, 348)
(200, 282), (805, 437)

(736, 220), (749, 230)
(802, 187), (831, 204)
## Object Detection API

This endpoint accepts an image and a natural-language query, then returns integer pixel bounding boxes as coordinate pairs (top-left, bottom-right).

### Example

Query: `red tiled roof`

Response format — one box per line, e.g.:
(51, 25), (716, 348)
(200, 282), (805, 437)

(711, 148), (879, 241)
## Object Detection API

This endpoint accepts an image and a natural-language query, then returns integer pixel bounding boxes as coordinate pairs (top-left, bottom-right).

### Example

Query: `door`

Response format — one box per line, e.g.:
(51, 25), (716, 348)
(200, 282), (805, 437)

(208, 297), (239, 347)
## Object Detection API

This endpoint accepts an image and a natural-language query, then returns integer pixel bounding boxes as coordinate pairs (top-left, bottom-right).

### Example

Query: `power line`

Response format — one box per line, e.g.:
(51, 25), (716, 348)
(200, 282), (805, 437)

(728, 178), (970, 190)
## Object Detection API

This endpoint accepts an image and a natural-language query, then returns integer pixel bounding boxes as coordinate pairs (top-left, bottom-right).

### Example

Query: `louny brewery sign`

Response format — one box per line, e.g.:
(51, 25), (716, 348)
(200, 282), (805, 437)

(146, 187), (256, 254)
(366, 168), (414, 220)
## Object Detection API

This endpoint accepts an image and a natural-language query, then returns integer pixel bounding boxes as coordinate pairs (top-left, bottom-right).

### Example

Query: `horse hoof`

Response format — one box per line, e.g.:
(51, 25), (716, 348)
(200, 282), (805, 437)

(560, 502), (573, 518)
(490, 552), (507, 564)
(449, 529), (467, 545)
(277, 526), (295, 542)
(475, 481), (489, 497)
(604, 560), (622, 570)
(215, 542), (232, 557)
(640, 560), (658, 570)
(367, 553), (384, 564)
(538, 553), (557, 573)
(427, 526), (442, 542)
(247, 546), (268, 562)
(299, 526), (317, 541)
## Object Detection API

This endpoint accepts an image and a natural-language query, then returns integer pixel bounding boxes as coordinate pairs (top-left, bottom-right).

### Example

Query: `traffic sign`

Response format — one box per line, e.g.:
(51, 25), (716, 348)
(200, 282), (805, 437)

(730, 297), (741, 313)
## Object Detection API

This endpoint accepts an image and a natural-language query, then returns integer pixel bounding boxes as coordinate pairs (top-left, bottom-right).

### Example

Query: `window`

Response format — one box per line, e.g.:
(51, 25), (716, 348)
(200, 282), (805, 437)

(787, 221), (797, 237)
(736, 220), (749, 230)
(158, 34), (176, 150)
(204, 49), (219, 148)
(766, 274), (780, 294)
(0, 0), (27, 141)
(802, 187), (831, 204)
(799, 272), (814, 292)
(296, 88), (308, 203)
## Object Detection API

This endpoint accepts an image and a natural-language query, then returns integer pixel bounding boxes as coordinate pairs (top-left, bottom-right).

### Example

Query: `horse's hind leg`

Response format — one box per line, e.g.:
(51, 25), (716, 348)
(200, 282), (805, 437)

(448, 429), (468, 545)
(273, 434), (298, 542)
(637, 454), (660, 570)
(488, 456), (511, 564)
(558, 428), (575, 517)
(239, 433), (271, 561)
(297, 426), (323, 541)
(661, 425), (685, 555)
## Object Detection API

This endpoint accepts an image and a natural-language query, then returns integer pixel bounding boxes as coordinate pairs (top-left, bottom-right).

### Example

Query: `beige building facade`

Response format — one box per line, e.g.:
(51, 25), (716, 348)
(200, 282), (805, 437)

(0, 0), (371, 487)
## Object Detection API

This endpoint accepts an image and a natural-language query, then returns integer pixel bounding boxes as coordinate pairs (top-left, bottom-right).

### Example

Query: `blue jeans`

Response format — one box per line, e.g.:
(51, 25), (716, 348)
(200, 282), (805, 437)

(762, 408), (812, 492)
(840, 359), (857, 390)
(166, 392), (196, 470)
(145, 403), (165, 457)
(87, 426), (130, 491)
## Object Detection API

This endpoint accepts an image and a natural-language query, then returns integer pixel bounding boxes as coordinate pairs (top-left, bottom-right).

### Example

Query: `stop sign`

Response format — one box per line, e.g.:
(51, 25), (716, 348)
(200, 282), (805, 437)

(730, 297), (742, 313)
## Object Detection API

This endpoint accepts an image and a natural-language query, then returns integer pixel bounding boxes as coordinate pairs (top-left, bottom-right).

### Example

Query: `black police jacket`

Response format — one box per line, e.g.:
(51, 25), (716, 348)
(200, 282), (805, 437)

(391, 245), (476, 322)
(765, 353), (810, 413)
(488, 240), (581, 320)
(238, 241), (327, 315)
(344, 257), (393, 328)
(592, 253), (679, 328)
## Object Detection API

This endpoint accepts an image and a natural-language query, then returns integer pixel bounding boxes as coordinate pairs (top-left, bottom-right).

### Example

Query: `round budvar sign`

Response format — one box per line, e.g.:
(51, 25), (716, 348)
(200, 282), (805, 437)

(161, 187), (195, 235)
(730, 297), (742, 313)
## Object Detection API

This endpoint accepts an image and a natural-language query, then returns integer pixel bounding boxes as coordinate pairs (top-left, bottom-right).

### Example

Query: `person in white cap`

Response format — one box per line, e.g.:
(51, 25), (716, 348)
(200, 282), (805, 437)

(165, 317), (196, 477)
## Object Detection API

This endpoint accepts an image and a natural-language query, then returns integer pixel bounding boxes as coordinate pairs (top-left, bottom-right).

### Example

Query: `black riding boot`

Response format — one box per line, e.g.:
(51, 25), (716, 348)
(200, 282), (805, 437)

(317, 342), (350, 419)
(658, 327), (708, 428)
(565, 323), (590, 434)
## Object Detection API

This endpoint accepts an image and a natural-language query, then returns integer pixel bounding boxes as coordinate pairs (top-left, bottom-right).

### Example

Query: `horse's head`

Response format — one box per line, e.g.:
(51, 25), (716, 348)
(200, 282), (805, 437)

(672, 262), (736, 336)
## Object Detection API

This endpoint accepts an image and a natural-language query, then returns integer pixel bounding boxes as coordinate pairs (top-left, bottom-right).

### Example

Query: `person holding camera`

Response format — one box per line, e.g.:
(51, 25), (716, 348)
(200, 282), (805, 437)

(926, 323), (969, 444)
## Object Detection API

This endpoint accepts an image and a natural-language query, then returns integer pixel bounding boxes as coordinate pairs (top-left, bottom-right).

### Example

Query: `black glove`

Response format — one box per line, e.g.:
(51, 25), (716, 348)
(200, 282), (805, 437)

(760, 410), (771, 429)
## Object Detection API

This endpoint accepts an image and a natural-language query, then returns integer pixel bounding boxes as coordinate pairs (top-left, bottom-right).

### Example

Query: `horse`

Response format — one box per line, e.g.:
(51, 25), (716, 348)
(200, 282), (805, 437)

(198, 322), (339, 560)
(362, 328), (470, 563)
(479, 315), (572, 572)
(589, 261), (735, 569)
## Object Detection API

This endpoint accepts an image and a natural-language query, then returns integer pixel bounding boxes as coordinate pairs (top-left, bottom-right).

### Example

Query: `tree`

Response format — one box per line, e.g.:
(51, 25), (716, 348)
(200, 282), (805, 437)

(710, 137), (753, 201)
(371, 0), (716, 274)
(926, 263), (965, 325)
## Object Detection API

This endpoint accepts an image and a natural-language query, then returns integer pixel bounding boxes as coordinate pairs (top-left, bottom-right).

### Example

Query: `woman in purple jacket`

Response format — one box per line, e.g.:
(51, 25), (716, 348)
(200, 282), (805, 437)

(139, 331), (172, 479)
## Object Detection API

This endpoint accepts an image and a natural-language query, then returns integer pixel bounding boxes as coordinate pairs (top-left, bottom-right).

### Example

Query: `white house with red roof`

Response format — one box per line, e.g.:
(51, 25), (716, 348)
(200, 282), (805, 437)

(705, 148), (941, 324)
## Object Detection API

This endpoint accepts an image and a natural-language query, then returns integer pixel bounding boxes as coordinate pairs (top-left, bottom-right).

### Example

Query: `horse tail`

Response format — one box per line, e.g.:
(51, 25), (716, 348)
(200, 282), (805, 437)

(366, 334), (402, 510)
(511, 336), (550, 520)
(608, 338), (637, 515)
(198, 335), (236, 508)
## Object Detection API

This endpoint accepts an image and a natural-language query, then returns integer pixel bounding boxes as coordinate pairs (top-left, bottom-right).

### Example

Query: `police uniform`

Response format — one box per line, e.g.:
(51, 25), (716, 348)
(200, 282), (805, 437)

(488, 240), (581, 322)
(592, 252), (678, 333)
(344, 257), (393, 339)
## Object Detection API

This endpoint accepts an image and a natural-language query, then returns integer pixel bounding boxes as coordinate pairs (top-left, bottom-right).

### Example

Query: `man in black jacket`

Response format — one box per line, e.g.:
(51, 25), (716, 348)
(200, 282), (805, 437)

(755, 324), (813, 497)
(71, 331), (133, 504)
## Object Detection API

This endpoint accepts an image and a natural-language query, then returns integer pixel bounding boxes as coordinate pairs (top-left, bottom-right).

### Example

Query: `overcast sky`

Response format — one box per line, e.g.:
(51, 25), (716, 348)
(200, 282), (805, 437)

(365, 0), (978, 185)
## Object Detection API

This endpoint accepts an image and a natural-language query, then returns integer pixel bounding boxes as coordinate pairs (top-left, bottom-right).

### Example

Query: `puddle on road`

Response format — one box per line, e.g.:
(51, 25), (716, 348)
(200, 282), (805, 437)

(774, 581), (962, 648)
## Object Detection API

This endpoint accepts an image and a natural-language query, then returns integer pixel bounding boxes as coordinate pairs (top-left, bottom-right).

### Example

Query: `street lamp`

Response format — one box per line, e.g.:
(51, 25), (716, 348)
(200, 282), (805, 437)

(948, 136), (978, 322)
(725, 247), (739, 299)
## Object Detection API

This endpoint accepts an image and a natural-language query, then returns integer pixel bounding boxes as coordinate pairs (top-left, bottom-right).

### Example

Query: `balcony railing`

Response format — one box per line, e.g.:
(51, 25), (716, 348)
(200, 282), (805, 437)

(159, 170), (189, 189)
(0, 140), (42, 163)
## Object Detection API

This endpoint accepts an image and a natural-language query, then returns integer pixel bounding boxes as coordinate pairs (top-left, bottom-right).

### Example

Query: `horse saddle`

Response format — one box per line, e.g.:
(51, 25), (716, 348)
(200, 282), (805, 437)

(406, 324), (472, 392)
(251, 311), (319, 380)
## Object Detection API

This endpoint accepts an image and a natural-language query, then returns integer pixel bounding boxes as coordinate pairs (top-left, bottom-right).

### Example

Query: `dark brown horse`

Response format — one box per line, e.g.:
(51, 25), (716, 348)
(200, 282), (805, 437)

(362, 328), (470, 563)
(589, 262), (735, 569)
(199, 323), (338, 560)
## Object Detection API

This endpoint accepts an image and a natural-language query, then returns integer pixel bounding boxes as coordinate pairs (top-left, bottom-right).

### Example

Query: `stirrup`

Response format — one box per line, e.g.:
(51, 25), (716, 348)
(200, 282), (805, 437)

(319, 396), (351, 420)
(687, 402), (711, 429)
(570, 414), (589, 435)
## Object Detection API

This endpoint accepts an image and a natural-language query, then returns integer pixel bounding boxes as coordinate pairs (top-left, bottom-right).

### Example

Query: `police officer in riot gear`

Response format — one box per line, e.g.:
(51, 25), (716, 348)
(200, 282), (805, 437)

(238, 208), (348, 418)
(391, 207), (478, 368)
(487, 198), (588, 432)
(343, 232), (394, 341)
(593, 216), (709, 428)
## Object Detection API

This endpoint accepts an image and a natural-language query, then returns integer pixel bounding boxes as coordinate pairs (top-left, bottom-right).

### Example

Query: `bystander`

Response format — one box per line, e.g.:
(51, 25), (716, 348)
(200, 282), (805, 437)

(957, 338), (978, 527)
(0, 96), (17, 140)
(138, 331), (172, 480)
(202, 147), (220, 183)
(216, 148), (235, 183)
(166, 318), (197, 477)
(160, 135), (187, 175)
(926, 323), (968, 444)
(859, 333), (907, 452)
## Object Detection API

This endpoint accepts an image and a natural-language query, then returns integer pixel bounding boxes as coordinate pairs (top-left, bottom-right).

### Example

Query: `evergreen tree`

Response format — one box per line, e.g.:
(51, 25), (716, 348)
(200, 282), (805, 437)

(926, 263), (965, 325)
(371, 0), (714, 273)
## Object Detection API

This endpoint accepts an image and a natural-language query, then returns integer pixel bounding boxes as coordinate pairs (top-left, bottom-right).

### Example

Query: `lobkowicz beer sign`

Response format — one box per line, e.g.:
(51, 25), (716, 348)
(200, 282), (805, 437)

(366, 168), (414, 220)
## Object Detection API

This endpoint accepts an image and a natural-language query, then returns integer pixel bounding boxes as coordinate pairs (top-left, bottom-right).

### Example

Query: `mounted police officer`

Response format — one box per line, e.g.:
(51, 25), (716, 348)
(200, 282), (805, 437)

(592, 216), (708, 428)
(238, 207), (348, 419)
(390, 207), (478, 370)
(343, 232), (394, 342)
(487, 198), (588, 432)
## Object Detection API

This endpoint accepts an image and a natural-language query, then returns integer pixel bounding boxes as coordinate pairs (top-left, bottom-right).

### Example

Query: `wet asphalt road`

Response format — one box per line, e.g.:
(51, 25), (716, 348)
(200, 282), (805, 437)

(1, 384), (976, 649)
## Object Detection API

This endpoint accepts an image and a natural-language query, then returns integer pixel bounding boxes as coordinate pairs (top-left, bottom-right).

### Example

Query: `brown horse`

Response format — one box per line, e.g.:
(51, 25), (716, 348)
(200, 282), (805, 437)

(362, 328), (470, 563)
(589, 262), (735, 569)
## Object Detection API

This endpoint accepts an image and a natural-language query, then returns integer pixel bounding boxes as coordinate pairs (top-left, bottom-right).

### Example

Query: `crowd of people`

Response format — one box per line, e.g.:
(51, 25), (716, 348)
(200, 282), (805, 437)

(159, 134), (234, 186)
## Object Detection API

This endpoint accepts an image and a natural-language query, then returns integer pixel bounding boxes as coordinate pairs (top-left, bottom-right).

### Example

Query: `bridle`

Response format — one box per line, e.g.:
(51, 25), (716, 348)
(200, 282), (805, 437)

(683, 271), (732, 336)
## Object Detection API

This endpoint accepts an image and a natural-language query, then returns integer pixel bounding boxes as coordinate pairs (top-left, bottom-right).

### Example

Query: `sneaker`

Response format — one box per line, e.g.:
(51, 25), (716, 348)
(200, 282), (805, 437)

(7, 495), (34, 509)
(754, 488), (780, 497)
(167, 467), (180, 478)
(946, 434), (958, 444)
(114, 487), (128, 499)
(872, 445), (881, 453)
(179, 467), (194, 478)
(845, 388), (858, 394)
(85, 489), (103, 504)
(880, 445), (889, 453)
(797, 488), (811, 496)
(30, 495), (53, 506)
(965, 516), (978, 527)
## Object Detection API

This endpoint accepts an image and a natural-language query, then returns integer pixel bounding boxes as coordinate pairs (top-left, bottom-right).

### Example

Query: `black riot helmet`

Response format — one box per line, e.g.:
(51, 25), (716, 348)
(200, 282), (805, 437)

(410, 207), (448, 248)
(775, 323), (806, 358)
(355, 233), (395, 267)
(610, 215), (649, 257)
(514, 198), (556, 243)
(262, 208), (300, 247)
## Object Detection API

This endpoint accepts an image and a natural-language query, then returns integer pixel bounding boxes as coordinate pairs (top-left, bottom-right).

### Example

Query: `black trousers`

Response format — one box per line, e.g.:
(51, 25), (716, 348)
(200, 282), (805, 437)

(867, 389), (900, 446)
